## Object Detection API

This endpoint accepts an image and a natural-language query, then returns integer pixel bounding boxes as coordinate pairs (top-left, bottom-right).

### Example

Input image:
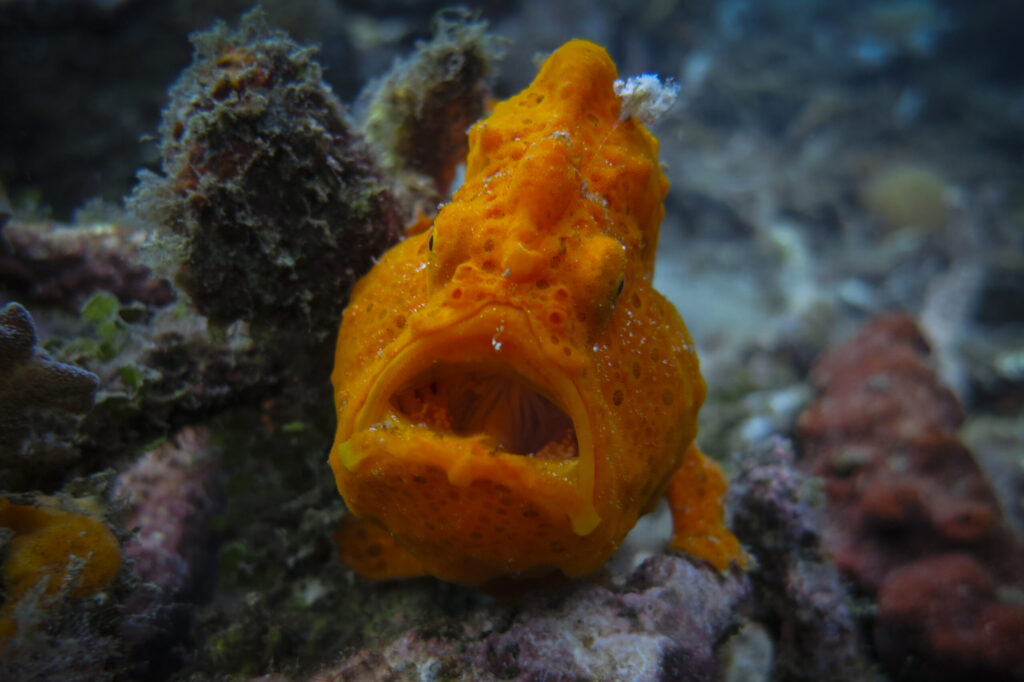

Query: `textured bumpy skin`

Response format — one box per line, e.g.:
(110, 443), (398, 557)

(330, 40), (743, 585)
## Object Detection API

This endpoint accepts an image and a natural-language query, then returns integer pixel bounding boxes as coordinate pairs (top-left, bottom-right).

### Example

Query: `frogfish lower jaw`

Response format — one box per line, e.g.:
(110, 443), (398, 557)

(329, 313), (605, 559)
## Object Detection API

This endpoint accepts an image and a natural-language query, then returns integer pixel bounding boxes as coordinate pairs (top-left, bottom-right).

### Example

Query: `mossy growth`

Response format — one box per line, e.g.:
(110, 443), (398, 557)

(183, 404), (343, 676)
(129, 8), (402, 354)
(187, 406), (484, 679)
(31, 288), (278, 483)
(357, 9), (504, 216)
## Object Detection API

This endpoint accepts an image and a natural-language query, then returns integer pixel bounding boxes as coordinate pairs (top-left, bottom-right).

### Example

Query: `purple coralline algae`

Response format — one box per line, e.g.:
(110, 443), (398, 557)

(315, 554), (750, 682)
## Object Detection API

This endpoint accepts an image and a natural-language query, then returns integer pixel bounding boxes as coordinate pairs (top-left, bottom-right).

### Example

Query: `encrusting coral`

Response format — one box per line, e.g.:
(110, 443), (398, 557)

(113, 427), (221, 678)
(0, 301), (98, 487)
(0, 219), (174, 313)
(797, 312), (1024, 681)
(728, 438), (873, 682)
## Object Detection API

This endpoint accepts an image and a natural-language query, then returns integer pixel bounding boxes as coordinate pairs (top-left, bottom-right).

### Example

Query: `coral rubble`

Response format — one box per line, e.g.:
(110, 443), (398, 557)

(797, 312), (1024, 681)
(314, 554), (749, 682)
(727, 437), (873, 682)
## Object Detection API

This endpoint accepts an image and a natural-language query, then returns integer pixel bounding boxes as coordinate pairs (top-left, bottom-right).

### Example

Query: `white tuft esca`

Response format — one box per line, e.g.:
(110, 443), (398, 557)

(614, 74), (680, 125)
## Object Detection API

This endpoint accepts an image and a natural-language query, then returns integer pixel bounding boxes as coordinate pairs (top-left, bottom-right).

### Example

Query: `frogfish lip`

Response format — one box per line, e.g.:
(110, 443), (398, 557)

(332, 304), (600, 537)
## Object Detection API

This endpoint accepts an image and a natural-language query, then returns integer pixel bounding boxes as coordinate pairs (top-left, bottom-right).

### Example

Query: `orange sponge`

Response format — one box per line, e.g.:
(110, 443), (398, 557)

(0, 497), (121, 640)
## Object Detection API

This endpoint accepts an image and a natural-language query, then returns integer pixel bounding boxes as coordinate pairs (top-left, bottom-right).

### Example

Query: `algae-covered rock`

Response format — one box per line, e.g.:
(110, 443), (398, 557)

(357, 9), (502, 216)
(129, 8), (402, 348)
(315, 554), (750, 682)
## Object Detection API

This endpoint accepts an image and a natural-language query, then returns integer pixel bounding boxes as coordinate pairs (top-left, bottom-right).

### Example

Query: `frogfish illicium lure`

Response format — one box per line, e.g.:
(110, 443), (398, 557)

(329, 40), (745, 586)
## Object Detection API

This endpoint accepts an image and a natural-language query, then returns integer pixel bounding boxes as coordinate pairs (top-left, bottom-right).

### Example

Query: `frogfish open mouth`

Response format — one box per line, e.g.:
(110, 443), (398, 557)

(329, 39), (745, 586)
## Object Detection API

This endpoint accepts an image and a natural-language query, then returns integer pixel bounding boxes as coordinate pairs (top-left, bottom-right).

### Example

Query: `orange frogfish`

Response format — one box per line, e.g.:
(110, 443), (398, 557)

(329, 39), (744, 586)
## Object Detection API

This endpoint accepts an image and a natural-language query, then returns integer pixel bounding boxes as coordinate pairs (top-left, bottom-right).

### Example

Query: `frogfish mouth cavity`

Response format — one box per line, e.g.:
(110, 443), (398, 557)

(388, 362), (579, 461)
(333, 327), (603, 578)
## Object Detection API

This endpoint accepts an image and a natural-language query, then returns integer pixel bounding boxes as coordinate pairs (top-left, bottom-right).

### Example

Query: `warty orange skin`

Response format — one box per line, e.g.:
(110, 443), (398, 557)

(329, 40), (744, 586)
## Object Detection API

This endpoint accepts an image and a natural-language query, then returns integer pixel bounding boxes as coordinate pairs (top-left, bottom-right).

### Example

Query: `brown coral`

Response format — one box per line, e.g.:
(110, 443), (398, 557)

(876, 553), (1024, 682)
(797, 312), (1024, 681)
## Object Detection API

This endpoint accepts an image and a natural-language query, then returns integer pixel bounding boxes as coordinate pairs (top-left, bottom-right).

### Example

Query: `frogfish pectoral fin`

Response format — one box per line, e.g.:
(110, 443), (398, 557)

(334, 514), (426, 581)
(666, 444), (748, 571)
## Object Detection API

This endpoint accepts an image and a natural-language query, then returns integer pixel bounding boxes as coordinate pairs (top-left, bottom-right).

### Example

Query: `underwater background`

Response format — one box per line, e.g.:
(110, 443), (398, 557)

(1, 0), (1022, 680)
